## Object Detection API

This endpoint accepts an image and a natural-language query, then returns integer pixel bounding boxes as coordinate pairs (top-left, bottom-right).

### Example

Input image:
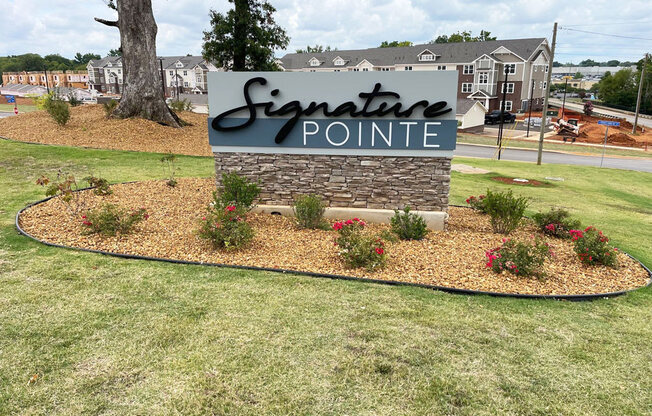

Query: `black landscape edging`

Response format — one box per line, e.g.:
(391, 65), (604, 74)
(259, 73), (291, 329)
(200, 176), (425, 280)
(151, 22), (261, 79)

(14, 190), (652, 302)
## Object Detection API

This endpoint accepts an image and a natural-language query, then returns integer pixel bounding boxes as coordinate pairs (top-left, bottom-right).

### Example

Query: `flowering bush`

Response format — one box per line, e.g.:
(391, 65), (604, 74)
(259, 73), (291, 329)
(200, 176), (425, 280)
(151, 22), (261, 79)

(333, 218), (386, 271)
(82, 204), (148, 236)
(390, 206), (429, 240)
(570, 226), (618, 268)
(532, 208), (581, 239)
(465, 194), (487, 213)
(482, 189), (529, 234)
(485, 237), (553, 278)
(198, 204), (254, 250)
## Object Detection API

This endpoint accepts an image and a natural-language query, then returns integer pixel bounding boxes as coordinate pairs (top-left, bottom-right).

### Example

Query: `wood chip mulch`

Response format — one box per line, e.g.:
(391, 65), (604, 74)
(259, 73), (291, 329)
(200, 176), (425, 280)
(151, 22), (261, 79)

(0, 105), (213, 156)
(17, 178), (650, 296)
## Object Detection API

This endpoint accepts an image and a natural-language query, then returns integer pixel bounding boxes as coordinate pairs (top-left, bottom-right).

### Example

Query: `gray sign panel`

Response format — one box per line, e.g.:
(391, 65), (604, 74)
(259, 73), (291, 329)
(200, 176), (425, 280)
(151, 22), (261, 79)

(208, 71), (458, 157)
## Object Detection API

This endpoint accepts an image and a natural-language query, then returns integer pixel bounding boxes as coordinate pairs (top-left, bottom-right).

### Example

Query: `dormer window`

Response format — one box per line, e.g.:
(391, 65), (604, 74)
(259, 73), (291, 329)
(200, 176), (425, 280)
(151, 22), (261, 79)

(176, 62), (184, 68)
(309, 57), (321, 67)
(420, 53), (435, 61)
(333, 57), (345, 66)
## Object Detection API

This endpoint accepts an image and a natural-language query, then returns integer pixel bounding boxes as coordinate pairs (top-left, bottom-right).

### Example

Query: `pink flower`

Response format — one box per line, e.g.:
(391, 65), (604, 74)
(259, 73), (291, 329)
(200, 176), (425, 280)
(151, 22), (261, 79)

(332, 222), (343, 231)
(545, 223), (556, 231)
(202, 217), (206, 221)
(144, 214), (149, 220)
(353, 218), (360, 222)
(345, 219), (353, 225)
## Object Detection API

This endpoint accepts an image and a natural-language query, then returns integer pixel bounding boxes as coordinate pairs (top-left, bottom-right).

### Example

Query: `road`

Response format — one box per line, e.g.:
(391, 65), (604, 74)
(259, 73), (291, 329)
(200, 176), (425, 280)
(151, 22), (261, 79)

(454, 144), (652, 173)
(549, 99), (652, 129)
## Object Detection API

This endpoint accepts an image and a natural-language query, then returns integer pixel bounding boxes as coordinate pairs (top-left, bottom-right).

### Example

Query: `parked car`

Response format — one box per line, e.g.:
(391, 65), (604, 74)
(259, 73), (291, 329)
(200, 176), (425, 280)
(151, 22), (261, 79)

(485, 110), (516, 125)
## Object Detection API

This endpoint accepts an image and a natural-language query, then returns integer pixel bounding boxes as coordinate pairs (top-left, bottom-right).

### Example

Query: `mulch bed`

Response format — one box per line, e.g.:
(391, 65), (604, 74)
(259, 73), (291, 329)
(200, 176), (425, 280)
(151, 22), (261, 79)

(0, 105), (213, 156)
(491, 176), (548, 186)
(17, 178), (649, 296)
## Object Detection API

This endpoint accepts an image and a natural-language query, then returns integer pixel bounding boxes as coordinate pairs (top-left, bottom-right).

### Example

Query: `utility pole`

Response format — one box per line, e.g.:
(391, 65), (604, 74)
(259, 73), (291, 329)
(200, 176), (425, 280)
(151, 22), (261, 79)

(632, 53), (648, 135)
(526, 79), (535, 137)
(561, 77), (568, 119)
(537, 22), (557, 165)
(497, 66), (509, 160)
(43, 67), (50, 93)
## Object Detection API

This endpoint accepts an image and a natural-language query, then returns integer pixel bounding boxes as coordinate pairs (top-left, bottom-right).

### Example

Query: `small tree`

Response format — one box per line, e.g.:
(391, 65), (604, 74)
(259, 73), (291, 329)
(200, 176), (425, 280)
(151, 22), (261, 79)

(202, 0), (289, 71)
(583, 100), (594, 116)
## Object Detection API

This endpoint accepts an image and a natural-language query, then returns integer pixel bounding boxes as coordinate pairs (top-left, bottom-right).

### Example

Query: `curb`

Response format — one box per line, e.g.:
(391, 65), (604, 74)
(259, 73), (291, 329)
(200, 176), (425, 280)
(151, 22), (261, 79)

(14, 193), (652, 302)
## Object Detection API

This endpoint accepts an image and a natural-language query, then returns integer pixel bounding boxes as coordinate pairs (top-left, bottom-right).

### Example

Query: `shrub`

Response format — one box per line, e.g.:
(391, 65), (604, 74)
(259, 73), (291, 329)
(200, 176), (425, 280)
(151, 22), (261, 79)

(293, 194), (327, 229)
(84, 176), (112, 196)
(482, 189), (529, 234)
(35, 91), (57, 110)
(465, 194), (487, 213)
(103, 99), (118, 117)
(533, 208), (581, 239)
(160, 154), (178, 187)
(198, 204), (254, 250)
(67, 92), (82, 107)
(46, 99), (70, 126)
(169, 98), (194, 113)
(570, 226), (618, 268)
(81, 204), (148, 236)
(214, 172), (261, 211)
(390, 206), (429, 240)
(36, 171), (85, 215)
(485, 237), (553, 278)
(333, 218), (386, 271)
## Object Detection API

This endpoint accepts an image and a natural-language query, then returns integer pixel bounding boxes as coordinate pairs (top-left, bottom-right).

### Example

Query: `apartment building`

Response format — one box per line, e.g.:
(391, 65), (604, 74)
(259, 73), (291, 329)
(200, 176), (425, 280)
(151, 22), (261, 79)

(278, 38), (551, 112)
(86, 55), (219, 95)
(1, 70), (88, 89)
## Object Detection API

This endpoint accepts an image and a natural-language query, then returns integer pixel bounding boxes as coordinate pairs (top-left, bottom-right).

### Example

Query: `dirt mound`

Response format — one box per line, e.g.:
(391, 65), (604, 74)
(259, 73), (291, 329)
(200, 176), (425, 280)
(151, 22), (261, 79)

(608, 132), (639, 146)
(0, 104), (212, 156)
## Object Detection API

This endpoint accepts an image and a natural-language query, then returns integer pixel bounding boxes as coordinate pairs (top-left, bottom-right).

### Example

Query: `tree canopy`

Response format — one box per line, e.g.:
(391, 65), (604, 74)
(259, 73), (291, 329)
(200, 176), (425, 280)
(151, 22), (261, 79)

(203, 0), (289, 71)
(295, 45), (335, 54)
(379, 41), (413, 48)
(0, 52), (101, 79)
(433, 30), (496, 44)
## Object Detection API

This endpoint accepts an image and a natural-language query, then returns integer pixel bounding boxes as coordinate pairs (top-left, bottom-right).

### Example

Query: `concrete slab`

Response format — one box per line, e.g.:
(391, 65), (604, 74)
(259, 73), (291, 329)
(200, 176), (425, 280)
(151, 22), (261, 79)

(253, 205), (448, 230)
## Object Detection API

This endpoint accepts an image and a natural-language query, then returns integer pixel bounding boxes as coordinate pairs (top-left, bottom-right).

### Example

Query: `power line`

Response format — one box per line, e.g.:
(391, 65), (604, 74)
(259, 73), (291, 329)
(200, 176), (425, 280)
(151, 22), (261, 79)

(563, 20), (652, 27)
(559, 27), (652, 41)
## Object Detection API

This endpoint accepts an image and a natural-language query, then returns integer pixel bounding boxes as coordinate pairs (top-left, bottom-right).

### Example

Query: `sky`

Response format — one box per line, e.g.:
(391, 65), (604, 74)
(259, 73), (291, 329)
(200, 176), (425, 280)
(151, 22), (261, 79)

(1, 0), (651, 64)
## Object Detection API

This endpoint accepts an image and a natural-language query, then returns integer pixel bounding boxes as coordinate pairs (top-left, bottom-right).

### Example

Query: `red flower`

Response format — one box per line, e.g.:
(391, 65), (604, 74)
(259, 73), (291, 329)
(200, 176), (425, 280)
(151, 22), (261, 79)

(345, 219), (353, 225)
(332, 222), (343, 231)
(144, 214), (149, 220)
(359, 220), (366, 227)
(375, 247), (384, 255)
(353, 218), (360, 222)
(202, 216), (206, 221)
(545, 223), (556, 231)
(81, 215), (87, 219)
(226, 205), (236, 212)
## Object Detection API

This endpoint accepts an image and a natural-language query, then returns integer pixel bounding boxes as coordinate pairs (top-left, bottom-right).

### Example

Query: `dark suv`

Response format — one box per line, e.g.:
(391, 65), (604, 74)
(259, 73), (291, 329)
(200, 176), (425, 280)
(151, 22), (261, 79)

(485, 110), (516, 125)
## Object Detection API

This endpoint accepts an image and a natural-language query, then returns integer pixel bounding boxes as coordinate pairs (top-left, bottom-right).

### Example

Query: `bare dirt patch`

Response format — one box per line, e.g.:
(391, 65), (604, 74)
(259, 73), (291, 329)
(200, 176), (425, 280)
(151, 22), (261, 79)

(0, 105), (213, 156)
(17, 178), (649, 296)
(491, 176), (548, 187)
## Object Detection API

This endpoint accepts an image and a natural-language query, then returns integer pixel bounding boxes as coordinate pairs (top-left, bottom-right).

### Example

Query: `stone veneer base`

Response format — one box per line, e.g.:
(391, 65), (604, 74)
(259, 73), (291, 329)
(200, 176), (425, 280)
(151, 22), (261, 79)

(214, 152), (452, 212)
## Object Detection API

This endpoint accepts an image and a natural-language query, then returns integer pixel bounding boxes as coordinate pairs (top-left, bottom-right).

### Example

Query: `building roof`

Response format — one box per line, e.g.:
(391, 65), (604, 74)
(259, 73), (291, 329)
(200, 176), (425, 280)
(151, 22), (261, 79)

(279, 38), (547, 69)
(88, 55), (210, 70)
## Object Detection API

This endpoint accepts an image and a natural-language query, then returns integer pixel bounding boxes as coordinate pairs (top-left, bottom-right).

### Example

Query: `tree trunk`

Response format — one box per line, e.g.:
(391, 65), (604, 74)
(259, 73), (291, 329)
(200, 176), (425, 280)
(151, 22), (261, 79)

(96, 0), (180, 127)
(232, 0), (248, 71)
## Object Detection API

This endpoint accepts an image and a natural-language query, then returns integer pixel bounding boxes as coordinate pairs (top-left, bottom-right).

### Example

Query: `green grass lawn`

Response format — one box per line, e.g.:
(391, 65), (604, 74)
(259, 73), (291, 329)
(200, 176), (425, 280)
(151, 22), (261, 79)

(1, 139), (651, 415)
(0, 103), (39, 113)
(458, 133), (652, 159)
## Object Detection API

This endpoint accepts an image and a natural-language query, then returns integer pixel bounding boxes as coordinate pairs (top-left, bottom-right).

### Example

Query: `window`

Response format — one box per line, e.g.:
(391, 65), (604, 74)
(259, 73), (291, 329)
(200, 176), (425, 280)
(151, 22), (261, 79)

(501, 83), (515, 93)
(196, 76), (202, 82)
(545, 65), (549, 73)
(41, 76), (45, 81)
(534, 65), (538, 72)
(380, 68), (390, 71)
(54, 76), (59, 81)
(419, 53), (435, 61)
(309, 69), (316, 72)
(118, 69), (121, 74)
(543, 81), (547, 90)
(334, 69), (341, 72)
(309, 58), (320, 67)
(176, 62), (183, 68)
(504, 64), (516, 74)
(183, 70), (188, 76)
(461, 83), (472, 93)
(19, 76), (23, 81)
(500, 101), (513, 111)
(463, 65), (474, 74)
(353, 68), (359, 72)
(30, 76), (34, 81)
(404, 66), (412, 71)
(169, 70), (174, 76)
(334, 58), (344, 66)
(362, 68), (369, 71)
(184, 81), (189, 87)
(478, 73), (488, 84)
(437, 65), (446, 70)
(478, 59), (490, 69)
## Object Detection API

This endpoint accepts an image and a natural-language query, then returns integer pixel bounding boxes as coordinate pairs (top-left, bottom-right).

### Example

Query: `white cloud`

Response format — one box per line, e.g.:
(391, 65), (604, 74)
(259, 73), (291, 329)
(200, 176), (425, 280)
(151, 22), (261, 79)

(0, 0), (650, 63)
